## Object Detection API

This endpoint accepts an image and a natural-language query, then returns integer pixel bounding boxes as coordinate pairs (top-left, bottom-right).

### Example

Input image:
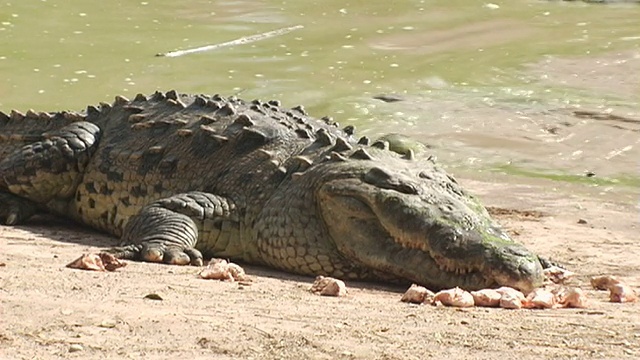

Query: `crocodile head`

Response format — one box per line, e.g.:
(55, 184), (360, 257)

(315, 150), (544, 293)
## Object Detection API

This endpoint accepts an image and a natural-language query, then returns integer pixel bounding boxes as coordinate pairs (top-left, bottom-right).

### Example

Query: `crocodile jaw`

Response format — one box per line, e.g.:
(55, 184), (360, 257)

(317, 178), (544, 293)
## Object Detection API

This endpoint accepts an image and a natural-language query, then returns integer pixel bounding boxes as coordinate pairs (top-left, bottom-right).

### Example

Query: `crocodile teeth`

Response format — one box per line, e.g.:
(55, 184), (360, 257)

(432, 254), (478, 275)
(396, 237), (480, 276)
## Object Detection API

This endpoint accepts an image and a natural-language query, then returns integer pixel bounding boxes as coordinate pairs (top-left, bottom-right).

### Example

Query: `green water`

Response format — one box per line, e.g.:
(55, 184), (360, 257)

(1, 0), (639, 187)
(2, 0), (637, 108)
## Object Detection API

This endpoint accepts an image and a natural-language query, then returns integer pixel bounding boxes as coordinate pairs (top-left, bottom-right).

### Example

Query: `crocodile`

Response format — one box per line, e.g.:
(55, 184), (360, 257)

(0, 91), (546, 292)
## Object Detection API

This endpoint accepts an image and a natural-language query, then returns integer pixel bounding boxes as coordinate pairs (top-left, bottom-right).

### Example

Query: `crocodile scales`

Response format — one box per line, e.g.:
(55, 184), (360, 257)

(0, 90), (546, 292)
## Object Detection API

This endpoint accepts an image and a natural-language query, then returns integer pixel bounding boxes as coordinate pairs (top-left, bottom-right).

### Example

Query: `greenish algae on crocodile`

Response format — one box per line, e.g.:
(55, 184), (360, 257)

(0, 91), (546, 292)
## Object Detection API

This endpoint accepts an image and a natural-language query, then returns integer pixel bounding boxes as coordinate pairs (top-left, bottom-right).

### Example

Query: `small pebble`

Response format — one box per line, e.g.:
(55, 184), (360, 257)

(99, 319), (117, 328)
(577, 219), (588, 224)
(68, 344), (83, 352)
(144, 293), (163, 301)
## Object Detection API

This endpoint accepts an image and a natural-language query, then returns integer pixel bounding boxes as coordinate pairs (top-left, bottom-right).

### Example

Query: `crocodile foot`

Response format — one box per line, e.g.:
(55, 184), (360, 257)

(0, 192), (38, 225)
(109, 191), (239, 268)
(108, 243), (204, 266)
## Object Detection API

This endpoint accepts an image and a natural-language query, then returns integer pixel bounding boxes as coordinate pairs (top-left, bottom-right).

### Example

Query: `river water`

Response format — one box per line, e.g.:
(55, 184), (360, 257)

(1, 0), (638, 192)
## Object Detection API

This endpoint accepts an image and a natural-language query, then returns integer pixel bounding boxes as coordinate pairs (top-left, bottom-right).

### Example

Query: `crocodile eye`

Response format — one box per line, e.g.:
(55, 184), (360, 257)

(363, 167), (418, 195)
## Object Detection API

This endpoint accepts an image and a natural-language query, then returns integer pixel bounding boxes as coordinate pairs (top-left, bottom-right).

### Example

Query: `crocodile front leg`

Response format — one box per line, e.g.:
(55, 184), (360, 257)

(0, 121), (101, 223)
(110, 192), (243, 266)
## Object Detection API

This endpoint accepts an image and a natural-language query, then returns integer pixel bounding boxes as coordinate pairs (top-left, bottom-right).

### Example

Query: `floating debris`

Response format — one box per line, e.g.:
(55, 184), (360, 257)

(158, 25), (304, 57)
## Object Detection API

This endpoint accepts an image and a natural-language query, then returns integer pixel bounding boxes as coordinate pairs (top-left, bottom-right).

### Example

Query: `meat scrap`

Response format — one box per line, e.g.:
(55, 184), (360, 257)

(401, 284), (435, 304)
(66, 253), (127, 272)
(590, 275), (620, 290)
(608, 283), (638, 303)
(470, 289), (502, 307)
(496, 287), (526, 309)
(590, 275), (638, 303)
(433, 287), (475, 308)
(543, 266), (575, 284)
(310, 276), (347, 297)
(401, 284), (596, 310)
(555, 287), (589, 308)
(198, 258), (249, 282)
(525, 288), (556, 309)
